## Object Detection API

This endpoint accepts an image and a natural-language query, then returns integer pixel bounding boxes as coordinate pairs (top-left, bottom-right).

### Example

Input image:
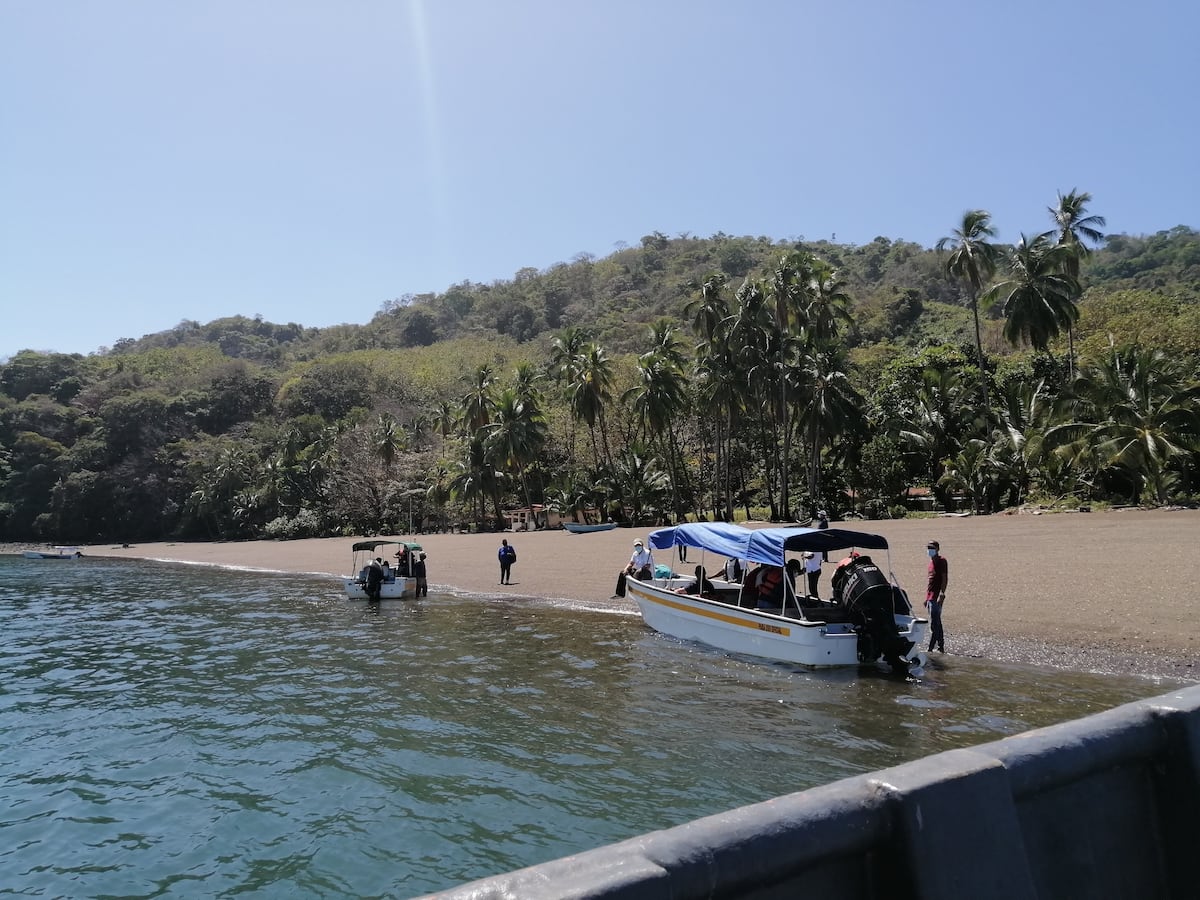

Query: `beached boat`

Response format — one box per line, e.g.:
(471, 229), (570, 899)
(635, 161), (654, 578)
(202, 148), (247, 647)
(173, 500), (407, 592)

(344, 539), (423, 600)
(563, 521), (618, 534)
(625, 522), (928, 674)
(22, 546), (83, 559)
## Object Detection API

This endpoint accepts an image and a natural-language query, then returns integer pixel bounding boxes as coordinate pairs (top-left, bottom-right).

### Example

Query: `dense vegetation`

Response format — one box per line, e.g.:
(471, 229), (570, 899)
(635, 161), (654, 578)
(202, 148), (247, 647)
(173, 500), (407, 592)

(3, 198), (1198, 543)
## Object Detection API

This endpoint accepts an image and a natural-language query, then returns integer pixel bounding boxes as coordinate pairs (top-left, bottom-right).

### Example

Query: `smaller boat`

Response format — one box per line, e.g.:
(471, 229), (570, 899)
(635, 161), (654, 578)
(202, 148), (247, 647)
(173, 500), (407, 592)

(344, 539), (423, 600)
(22, 546), (83, 559)
(563, 521), (618, 534)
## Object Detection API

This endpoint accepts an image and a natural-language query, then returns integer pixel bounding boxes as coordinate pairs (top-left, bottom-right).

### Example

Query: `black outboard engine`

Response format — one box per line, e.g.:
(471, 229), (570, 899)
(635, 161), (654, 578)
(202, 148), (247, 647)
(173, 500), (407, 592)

(834, 556), (912, 673)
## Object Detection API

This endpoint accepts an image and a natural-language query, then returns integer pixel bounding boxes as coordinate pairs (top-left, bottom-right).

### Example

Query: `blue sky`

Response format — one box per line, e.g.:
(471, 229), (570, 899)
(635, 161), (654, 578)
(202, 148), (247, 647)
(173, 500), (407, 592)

(3, 0), (1196, 360)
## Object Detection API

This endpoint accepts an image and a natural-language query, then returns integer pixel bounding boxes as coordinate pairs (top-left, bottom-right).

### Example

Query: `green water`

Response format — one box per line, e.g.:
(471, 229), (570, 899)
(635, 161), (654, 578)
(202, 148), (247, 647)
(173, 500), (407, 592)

(0, 555), (1184, 897)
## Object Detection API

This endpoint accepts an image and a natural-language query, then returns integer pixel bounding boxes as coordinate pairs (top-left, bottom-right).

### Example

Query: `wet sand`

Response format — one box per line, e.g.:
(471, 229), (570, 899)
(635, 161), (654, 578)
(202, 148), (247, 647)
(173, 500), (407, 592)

(43, 508), (1200, 683)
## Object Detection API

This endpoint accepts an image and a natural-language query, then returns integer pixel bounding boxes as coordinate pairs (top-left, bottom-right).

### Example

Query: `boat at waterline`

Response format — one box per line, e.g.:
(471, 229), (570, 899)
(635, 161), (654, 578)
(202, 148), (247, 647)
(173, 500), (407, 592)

(22, 546), (83, 559)
(344, 539), (423, 600)
(563, 522), (618, 534)
(626, 522), (928, 674)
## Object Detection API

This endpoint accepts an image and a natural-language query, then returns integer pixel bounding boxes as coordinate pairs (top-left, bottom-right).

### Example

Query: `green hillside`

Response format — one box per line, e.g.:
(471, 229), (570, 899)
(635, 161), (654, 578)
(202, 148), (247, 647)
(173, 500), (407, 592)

(3, 219), (1198, 543)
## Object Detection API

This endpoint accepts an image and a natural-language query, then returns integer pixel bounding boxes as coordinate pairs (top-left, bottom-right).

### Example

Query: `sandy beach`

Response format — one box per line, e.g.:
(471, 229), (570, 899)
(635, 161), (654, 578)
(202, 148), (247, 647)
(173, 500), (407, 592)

(49, 508), (1199, 682)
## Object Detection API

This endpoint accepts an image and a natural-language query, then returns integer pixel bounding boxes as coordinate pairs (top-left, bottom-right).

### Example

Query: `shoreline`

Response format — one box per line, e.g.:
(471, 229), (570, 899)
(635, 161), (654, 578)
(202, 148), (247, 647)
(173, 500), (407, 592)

(8, 508), (1199, 683)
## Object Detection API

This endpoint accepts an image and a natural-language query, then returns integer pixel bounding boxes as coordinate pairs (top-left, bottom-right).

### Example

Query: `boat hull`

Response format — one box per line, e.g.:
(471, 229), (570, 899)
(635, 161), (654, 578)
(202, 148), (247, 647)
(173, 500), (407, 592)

(344, 577), (418, 600)
(564, 522), (617, 533)
(626, 578), (926, 668)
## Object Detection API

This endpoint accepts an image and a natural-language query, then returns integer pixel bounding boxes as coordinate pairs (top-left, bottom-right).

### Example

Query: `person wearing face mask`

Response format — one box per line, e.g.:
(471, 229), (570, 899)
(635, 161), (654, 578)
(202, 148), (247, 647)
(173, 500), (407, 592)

(925, 540), (949, 653)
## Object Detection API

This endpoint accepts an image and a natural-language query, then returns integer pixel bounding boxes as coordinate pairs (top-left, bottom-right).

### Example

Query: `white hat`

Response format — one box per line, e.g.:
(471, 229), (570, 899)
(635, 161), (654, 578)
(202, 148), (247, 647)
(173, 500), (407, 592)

(633, 539), (643, 546)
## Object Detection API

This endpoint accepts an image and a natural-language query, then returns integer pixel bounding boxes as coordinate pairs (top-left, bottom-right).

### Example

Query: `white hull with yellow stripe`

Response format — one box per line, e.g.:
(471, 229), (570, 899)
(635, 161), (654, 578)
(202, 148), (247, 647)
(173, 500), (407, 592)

(625, 576), (926, 668)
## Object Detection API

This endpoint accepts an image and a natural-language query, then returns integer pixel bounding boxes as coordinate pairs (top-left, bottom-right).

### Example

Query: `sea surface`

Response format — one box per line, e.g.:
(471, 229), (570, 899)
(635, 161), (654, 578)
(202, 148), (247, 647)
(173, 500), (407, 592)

(0, 555), (1186, 898)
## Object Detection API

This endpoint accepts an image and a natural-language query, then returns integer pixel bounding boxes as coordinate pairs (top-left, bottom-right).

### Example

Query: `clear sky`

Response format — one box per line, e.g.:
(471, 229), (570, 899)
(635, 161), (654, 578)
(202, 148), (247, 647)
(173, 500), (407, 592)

(3, 0), (1196, 360)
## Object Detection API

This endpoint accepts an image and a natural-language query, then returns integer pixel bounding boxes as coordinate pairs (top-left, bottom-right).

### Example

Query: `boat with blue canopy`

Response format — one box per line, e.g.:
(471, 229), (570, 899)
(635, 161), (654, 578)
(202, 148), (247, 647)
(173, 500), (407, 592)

(622, 522), (927, 673)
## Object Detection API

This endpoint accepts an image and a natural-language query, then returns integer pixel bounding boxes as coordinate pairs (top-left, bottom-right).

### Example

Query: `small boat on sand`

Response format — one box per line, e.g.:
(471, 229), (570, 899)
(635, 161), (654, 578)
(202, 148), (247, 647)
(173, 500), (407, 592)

(22, 546), (83, 559)
(625, 522), (928, 675)
(563, 522), (617, 534)
(344, 539), (423, 600)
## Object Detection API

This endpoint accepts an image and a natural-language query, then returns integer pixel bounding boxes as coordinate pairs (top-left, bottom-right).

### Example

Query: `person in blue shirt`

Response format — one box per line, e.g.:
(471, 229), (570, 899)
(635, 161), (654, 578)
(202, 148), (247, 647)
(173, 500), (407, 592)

(498, 539), (517, 585)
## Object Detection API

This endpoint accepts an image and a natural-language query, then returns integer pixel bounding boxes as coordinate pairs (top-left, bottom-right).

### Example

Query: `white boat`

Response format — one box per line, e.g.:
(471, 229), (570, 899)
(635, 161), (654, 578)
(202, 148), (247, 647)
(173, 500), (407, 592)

(22, 546), (83, 559)
(626, 522), (928, 674)
(344, 539), (423, 600)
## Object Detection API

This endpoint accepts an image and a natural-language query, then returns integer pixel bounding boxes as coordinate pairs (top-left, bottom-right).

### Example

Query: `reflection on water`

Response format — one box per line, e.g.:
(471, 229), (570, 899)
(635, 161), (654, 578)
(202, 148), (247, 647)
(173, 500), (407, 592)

(0, 556), (1184, 897)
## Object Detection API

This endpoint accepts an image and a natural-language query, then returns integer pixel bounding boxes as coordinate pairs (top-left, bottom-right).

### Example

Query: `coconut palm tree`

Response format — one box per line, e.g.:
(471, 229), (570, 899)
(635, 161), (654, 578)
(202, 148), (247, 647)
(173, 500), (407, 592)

(985, 232), (1080, 353)
(795, 346), (865, 508)
(372, 413), (403, 478)
(936, 210), (1000, 413)
(1048, 345), (1200, 505)
(568, 342), (615, 469)
(484, 386), (548, 514)
(1049, 189), (1106, 379)
(461, 365), (497, 434)
(625, 326), (691, 520)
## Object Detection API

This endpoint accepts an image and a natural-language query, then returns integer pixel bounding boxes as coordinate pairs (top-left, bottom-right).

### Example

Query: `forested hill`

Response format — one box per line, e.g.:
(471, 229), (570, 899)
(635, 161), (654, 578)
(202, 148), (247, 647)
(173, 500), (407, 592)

(1, 222), (1198, 545)
(94, 225), (1200, 363)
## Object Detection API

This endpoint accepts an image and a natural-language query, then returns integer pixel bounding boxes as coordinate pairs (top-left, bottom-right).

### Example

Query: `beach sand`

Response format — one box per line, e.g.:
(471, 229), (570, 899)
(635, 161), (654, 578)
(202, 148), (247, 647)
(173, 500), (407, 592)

(71, 508), (1200, 683)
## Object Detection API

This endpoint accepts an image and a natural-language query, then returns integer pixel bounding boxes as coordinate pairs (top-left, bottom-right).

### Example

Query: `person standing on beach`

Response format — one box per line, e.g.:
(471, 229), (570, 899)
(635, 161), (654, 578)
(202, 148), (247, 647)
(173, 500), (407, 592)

(925, 540), (948, 653)
(498, 539), (516, 585)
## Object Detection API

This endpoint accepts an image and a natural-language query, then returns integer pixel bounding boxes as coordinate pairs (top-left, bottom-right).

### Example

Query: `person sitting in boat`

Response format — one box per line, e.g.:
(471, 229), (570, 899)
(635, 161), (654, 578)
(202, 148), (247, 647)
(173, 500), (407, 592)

(381, 559), (393, 582)
(675, 565), (717, 598)
(753, 564), (786, 609)
(626, 539), (655, 580)
(724, 557), (744, 583)
(612, 539), (655, 598)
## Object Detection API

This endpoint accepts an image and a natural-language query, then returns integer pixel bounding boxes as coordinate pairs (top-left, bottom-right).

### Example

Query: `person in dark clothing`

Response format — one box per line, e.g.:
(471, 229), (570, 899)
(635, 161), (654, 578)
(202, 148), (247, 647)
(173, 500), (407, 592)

(676, 565), (717, 598)
(365, 557), (385, 601)
(498, 539), (516, 585)
(925, 540), (949, 652)
(413, 551), (428, 597)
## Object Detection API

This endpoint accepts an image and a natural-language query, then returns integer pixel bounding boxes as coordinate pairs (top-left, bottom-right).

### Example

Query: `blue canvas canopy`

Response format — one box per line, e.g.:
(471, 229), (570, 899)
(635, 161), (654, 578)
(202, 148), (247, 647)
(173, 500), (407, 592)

(648, 523), (889, 568)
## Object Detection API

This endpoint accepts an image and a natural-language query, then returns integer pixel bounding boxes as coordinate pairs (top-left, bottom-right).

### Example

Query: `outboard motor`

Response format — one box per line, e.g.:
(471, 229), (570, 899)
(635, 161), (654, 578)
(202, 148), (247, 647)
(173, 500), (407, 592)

(835, 556), (912, 673)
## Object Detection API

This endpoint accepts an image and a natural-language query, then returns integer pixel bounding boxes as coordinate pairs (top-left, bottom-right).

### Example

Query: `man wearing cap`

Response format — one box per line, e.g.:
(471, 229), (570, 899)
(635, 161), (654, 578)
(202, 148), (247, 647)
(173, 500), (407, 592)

(925, 540), (949, 653)
(613, 539), (655, 598)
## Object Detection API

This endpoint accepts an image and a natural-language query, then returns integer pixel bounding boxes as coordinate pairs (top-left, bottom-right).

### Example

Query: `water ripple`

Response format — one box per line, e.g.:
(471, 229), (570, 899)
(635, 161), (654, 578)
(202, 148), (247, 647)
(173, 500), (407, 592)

(0, 555), (1183, 897)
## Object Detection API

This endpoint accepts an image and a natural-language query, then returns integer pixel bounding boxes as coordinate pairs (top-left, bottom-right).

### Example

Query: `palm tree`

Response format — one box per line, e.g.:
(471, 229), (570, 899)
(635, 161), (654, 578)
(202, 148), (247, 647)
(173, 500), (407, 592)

(625, 325), (691, 519)
(795, 346), (865, 509)
(484, 386), (548, 514)
(1048, 345), (1200, 505)
(569, 342), (615, 469)
(431, 400), (458, 457)
(937, 210), (1000, 413)
(684, 272), (730, 347)
(985, 232), (1080, 353)
(461, 365), (497, 434)
(1049, 189), (1107, 379)
(548, 326), (593, 466)
(372, 413), (403, 478)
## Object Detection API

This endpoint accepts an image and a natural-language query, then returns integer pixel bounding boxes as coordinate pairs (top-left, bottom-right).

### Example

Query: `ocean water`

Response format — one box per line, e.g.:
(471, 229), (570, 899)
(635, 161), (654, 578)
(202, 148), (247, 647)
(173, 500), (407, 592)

(0, 555), (1184, 898)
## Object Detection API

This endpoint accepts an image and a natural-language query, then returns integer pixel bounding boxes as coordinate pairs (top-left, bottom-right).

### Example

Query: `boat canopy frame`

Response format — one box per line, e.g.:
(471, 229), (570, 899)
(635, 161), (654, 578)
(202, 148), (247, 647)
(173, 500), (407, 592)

(351, 539), (424, 554)
(646, 523), (889, 568)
